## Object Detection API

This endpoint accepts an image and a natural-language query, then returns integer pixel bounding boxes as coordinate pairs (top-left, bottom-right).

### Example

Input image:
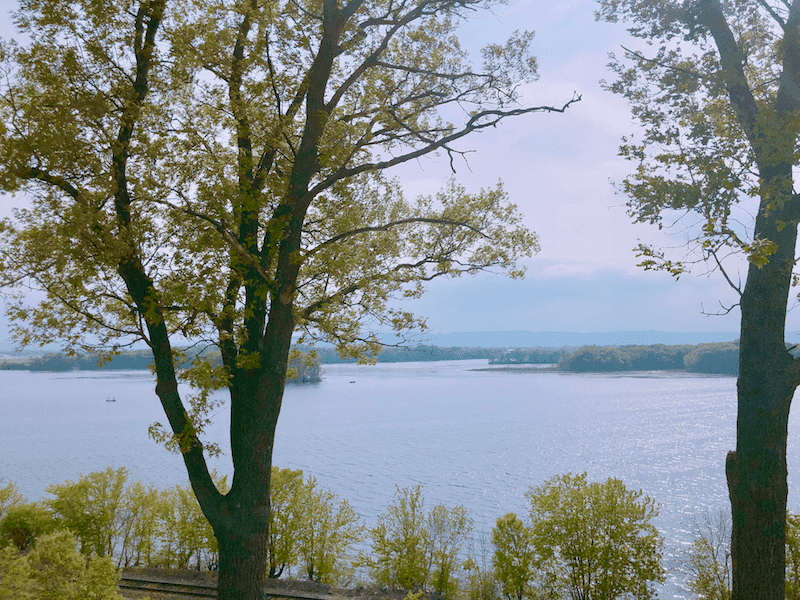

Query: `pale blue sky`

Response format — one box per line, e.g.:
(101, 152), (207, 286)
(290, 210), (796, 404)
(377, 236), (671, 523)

(0, 0), (786, 342)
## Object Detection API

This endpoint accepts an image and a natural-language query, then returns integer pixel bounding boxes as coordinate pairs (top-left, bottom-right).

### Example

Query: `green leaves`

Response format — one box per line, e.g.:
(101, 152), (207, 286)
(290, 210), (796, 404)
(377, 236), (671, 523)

(0, 530), (123, 600)
(266, 467), (365, 585)
(366, 484), (472, 596)
(491, 513), (537, 600)
(525, 473), (665, 600)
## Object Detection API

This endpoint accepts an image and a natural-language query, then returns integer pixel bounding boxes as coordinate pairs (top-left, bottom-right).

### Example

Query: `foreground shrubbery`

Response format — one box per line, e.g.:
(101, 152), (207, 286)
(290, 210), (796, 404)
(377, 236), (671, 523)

(10, 469), (800, 599)
(0, 530), (123, 600)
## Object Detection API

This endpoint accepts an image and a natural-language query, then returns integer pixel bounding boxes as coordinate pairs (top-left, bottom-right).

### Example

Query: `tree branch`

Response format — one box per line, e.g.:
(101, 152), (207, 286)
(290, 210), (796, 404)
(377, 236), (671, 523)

(696, 0), (760, 145)
(757, 0), (787, 28)
(306, 216), (489, 258)
(305, 93), (581, 202)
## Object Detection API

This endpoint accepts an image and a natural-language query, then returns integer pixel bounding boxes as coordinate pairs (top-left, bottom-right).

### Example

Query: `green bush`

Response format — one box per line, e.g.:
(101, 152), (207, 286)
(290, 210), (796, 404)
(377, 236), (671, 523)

(0, 530), (123, 600)
(45, 467), (128, 557)
(0, 502), (57, 551)
(526, 473), (665, 600)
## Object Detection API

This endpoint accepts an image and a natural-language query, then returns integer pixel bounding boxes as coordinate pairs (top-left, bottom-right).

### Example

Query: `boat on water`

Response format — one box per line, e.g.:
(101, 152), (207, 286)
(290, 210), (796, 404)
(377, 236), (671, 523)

(105, 397), (116, 402)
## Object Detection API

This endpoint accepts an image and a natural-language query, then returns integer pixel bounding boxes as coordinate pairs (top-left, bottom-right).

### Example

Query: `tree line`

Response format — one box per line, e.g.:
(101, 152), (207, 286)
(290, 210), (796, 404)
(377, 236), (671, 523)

(0, 349), (322, 384)
(557, 343), (741, 375)
(0, 342), (749, 375)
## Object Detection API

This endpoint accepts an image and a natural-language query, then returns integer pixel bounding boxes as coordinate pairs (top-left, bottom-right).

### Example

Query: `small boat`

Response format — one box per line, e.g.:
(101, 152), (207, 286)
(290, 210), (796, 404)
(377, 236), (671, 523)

(105, 396), (116, 402)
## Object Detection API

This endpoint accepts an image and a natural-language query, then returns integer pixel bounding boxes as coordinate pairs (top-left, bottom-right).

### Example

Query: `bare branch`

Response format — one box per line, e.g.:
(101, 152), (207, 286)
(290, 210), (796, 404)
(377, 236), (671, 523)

(306, 216), (489, 258)
(701, 300), (740, 316)
(757, 0), (787, 27)
(305, 93), (581, 202)
(708, 247), (743, 296)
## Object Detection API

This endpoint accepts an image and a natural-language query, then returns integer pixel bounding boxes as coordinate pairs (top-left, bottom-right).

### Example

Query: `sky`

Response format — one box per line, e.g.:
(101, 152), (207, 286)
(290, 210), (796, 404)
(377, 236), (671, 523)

(0, 0), (787, 342)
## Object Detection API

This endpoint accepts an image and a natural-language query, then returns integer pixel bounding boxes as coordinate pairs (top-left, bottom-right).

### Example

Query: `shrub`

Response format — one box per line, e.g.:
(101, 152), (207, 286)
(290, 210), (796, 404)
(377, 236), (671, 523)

(0, 502), (58, 551)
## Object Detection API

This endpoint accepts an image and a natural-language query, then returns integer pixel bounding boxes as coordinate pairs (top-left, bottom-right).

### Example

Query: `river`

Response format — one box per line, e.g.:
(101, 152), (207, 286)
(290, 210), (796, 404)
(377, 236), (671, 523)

(2, 359), (798, 597)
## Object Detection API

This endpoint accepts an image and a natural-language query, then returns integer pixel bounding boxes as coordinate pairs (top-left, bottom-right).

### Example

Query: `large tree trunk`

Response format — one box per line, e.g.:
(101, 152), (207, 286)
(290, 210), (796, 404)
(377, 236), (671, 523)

(728, 185), (800, 600)
(216, 516), (270, 600)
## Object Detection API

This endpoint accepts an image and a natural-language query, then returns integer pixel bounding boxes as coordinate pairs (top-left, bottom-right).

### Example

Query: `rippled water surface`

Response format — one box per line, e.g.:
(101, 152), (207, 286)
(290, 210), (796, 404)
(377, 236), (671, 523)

(2, 360), (799, 596)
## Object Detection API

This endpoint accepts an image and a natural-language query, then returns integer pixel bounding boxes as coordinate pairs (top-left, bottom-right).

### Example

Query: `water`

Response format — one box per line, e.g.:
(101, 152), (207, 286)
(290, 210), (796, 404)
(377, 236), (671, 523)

(2, 360), (798, 597)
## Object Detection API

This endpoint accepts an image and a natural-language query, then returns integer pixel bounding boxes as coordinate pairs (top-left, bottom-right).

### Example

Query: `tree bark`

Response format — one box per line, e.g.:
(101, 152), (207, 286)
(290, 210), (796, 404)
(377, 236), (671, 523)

(215, 512), (271, 600)
(728, 171), (800, 600)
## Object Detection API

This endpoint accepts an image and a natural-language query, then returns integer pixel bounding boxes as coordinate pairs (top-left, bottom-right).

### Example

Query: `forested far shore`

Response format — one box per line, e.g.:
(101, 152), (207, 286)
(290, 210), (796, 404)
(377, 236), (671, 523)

(0, 341), (753, 376)
(0, 348), (322, 383)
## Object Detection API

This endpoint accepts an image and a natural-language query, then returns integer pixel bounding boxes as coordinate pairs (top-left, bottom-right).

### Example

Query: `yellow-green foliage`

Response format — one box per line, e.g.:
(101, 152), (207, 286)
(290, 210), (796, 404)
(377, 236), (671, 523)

(0, 502), (57, 551)
(526, 473), (665, 600)
(267, 467), (364, 585)
(491, 513), (536, 600)
(45, 467), (128, 557)
(268, 467), (306, 578)
(366, 484), (472, 596)
(0, 530), (123, 600)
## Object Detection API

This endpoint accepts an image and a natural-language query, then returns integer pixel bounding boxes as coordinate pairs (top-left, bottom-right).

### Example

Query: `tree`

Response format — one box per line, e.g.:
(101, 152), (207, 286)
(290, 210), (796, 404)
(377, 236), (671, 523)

(0, 482), (22, 524)
(596, 2), (800, 597)
(684, 510), (732, 600)
(0, 502), (57, 552)
(491, 513), (537, 600)
(425, 502), (472, 597)
(0, 0), (576, 596)
(367, 484), (430, 591)
(267, 467), (306, 579)
(45, 467), (128, 557)
(296, 477), (364, 585)
(0, 530), (124, 600)
(526, 473), (664, 600)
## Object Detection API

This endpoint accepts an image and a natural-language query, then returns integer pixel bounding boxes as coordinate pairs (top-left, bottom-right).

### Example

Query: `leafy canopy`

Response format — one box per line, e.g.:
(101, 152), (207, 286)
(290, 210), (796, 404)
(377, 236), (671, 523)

(0, 0), (572, 456)
(597, 0), (800, 276)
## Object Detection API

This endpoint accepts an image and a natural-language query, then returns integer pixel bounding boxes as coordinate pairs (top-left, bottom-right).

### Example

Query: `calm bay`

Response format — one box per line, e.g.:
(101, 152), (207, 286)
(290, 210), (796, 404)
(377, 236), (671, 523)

(2, 359), (798, 596)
